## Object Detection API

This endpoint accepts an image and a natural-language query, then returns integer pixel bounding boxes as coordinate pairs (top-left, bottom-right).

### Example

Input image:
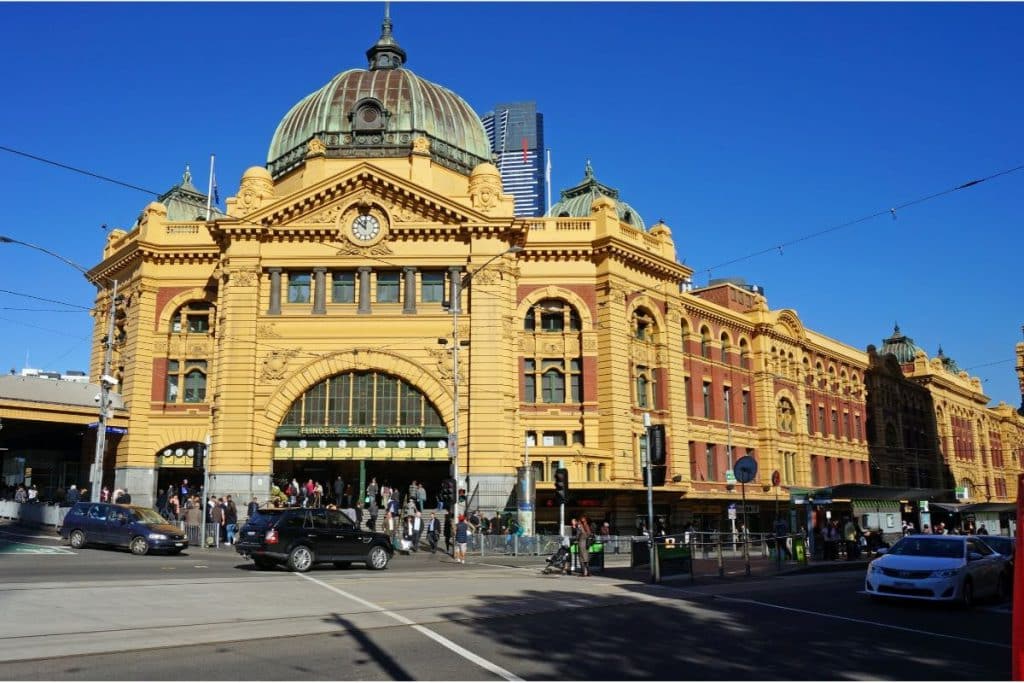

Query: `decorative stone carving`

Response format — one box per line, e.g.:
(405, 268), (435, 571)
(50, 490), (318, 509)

(382, 198), (418, 223)
(261, 348), (300, 381)
(230, 268), (259, 288)
(468, 169), (501, 211)
(411, 136), (431, 154)
(582, 336), (597, 352)
(257, 323), (281, 338)
(306, 137), (327, 157)
(427, 347), (453, 382)
(777, 397), (795, 433)
(309, 203), (346, 225)
(471, 268), (501, 286)
(335, 241), (394, 257)
(237, 169), (274, 215)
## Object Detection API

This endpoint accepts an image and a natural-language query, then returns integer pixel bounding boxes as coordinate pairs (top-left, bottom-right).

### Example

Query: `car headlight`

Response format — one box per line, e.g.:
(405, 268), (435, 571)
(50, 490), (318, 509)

(869, 563), (883, 574)
(932, 568), (959, 578)
(148, 533), (167, 540)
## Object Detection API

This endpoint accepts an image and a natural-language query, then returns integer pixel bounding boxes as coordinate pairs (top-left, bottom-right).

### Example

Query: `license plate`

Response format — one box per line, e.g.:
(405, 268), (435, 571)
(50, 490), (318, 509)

(894, 581), (913, 588)
(247, 531), (255, 536)
(174, 542), (184, 547)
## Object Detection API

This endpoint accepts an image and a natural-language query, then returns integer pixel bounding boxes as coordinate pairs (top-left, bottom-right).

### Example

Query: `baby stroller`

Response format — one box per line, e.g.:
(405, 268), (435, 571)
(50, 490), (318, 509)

(542, 544), (570, 574)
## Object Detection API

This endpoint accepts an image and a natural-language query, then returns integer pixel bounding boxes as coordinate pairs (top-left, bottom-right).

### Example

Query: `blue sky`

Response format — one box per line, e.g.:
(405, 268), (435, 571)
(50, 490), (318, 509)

(0, 2), (1021, 407)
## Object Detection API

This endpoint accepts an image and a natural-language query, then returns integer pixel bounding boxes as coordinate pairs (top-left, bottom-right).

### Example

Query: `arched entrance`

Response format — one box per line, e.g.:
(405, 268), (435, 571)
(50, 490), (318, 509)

(156, 441), (205, 507)
(273, 370), (451, 507)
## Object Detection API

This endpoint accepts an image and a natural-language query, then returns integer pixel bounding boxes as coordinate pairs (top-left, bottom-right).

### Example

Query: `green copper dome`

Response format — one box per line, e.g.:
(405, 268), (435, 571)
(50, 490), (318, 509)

(548, 161), (645, 229)
(267, 13), (490, 178)
(879, 323), (923, 363)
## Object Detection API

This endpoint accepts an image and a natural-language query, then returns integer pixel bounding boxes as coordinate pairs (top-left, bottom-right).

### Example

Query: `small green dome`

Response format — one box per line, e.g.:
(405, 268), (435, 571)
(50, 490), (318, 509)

(548, 161), (645, 230)
(879, 323), (923, 363)
(267, 14), (490, 178)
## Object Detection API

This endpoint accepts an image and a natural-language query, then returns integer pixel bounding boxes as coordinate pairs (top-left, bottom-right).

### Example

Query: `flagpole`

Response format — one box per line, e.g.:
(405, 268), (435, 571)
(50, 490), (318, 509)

(206, 154), (215, 221)
(546, 149), (552, 215)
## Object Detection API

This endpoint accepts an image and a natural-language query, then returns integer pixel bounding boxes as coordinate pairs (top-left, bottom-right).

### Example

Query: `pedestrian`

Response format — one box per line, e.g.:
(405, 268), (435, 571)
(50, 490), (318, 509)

(180, 479), (190, 501)
(454, 515), (470, 564)
(774, 516), (791, 560)
(978, 524), (989, 535)
(843, 516), (858, 560)
(247, 496), (259, 518)
(225, 495), (238, 545)
(366, 477), (379, 508)
(66, 484), (80, 506)
(408, 480), (419, 508)
(313, 481), (323, 508)
(426, 512), (441, 554)
(100, 486), (110, 503)
(824, 520), (840, 560)
(416, 483), (427, 512)
(573, 515), (593, 576)
(333, 475), (345, 506)
(168, 493), (181, 521)
(367, 496), (379, 532)
(412, 510), (423, 552)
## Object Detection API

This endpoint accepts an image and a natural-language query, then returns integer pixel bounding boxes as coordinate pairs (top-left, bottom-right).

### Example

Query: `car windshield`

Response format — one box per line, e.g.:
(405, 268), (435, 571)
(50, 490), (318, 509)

(888, 537), (964, 559)
(981, 537), (1013, 554)
(132, 507), (169, 524)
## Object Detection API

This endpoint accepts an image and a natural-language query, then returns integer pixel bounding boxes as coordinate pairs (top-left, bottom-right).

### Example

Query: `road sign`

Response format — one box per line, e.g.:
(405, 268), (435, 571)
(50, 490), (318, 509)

(728, 506), (737, 520)
(733, 455), (758, 484)
(725, 469), (736, 484)
(771, 470), (781, 487)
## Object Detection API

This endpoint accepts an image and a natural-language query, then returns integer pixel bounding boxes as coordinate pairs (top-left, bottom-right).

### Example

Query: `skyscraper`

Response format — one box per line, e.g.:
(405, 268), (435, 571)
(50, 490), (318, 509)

(481, 102), (546, 217)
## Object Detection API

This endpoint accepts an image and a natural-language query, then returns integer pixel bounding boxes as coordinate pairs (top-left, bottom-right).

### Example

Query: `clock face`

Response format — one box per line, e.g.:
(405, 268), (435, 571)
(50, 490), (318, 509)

(351, 214), (380, 241)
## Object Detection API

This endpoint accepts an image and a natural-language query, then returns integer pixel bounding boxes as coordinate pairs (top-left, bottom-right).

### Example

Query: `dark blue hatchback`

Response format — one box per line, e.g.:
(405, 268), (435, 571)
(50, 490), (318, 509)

(59, 502), (188, 555)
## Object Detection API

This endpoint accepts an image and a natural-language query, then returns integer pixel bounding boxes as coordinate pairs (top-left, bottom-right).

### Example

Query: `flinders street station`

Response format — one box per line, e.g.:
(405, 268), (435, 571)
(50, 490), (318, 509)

(3, 14), (1023, 537)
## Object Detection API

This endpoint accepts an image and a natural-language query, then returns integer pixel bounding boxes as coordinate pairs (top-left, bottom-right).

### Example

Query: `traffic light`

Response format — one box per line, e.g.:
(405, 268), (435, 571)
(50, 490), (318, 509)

(648, 425), (666, 465)
(440, 478), (456, 508)
(554, 467), (569, 505)
(193, 444), (206, 470)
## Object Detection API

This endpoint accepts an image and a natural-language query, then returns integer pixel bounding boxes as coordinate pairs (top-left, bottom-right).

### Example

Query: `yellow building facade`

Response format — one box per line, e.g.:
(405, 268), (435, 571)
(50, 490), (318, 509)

(80, 17), (1019, 533)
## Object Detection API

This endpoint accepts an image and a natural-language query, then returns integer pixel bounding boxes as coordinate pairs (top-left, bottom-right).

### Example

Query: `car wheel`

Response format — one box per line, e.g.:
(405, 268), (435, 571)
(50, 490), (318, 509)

(367, 545), (389, 570)
(333, 561), (352, 569)
(253, 558), (277, 571)
(69, 530), (86, 549)
(287, 545), (314, 572)
(960, 578), (975, 608)
(130, 536), (150, 556)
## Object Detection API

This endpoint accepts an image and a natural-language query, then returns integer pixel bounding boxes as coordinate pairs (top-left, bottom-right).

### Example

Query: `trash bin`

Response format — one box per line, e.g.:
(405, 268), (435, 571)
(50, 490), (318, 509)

(793, 536), (807, 564)
(589, 542), (604, 572)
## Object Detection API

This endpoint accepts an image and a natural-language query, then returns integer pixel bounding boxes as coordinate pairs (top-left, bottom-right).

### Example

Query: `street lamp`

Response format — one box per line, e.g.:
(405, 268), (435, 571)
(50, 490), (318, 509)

(1, 235), (118, 503)
(446, 245), (523, 544)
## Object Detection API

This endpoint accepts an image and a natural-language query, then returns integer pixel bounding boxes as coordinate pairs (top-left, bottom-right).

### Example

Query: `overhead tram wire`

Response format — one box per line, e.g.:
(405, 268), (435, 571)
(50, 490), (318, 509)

(701, 162), (1024, 283)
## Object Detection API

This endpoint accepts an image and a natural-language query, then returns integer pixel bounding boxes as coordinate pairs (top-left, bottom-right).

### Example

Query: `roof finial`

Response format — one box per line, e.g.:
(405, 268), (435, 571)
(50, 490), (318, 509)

(367, 2), (406, 70)
(893, 321), (901, 334)
(584, 159), (594, 179)
(183, 164), (192, 186)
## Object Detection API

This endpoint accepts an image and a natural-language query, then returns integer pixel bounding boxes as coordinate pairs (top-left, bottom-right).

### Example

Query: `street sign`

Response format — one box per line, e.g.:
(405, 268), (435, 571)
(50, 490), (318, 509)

(725, 469), (736, 484)
(728, 506), (737, 520)
(733, 455), (758, 484)
(771, 469), (781, 487)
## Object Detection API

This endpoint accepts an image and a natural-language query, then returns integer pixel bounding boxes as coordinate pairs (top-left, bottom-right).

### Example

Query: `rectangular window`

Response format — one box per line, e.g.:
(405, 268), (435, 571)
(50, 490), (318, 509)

(810, 454), (820, 487)
(570, 358), (582, 403)
(703, 381), (712, 418)
(817, 406), (826, 435)
(723, 386), (732, 424)
(352, 372), (374, 425)
(305, 381), (327, 427)
(376, 272), (400, 304)
(541, 359), (565, 403)
(742, 390), (751, 425)
(636, 366), (649, 409)
(182, 361), (207, 403)
(398, 380), (421, 427)
(332, 272), (355, 303)
(420, 271), (445, 303)
(806, 404), (813, 434)
(572, 430), (585, 445)
(684, 376), (692, 416)
(543, 431), (567, 447)
(165, 360), (179, 402)
(526, 432), (537, 447)
(598, 464), (606, 481)
(376, 375), (398, 427)
(523, 359), (536, 403)
(531, 460), (544, 481)
(328, 375), (350, 426)
(831, 410), (839, 437)
(549, 461), (561, 480)
(186, 314), (209, 333)
(843, 412), (851, 439)
(287, 273), (311, 303)
(705, 443), (716, 481)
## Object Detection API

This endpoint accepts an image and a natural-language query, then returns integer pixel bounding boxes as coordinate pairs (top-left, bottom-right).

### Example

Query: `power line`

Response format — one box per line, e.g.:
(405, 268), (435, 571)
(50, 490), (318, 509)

(0, 144), (160, 197)
(701, 163), (1024, 280)
(0, 288), (93, 311)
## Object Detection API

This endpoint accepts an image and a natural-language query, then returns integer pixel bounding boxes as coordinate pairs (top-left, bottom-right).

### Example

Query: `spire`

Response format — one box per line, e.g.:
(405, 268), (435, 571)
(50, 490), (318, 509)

(893, 321), (901, 335)
(366, 2), (407, 71)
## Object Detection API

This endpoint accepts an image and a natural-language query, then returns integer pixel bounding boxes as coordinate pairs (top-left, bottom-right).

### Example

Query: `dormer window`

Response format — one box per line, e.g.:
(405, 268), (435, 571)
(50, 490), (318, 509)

(351, 99), (387, 132)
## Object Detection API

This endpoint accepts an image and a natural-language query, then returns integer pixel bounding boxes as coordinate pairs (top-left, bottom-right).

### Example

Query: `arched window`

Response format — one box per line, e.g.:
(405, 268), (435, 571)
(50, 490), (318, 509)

(524, 298), (582, 332)
(633, 307), (657, 342)
(541, 360), (566, 403)
(522, 299), (584, 405)
(636, 368), (650, 408)
(165, 300), (215, 405)
(681, 320), (691, 353)
(739, 338), (750, 369)
(720, 332), (730, 363)
(700, 326), (712, 359)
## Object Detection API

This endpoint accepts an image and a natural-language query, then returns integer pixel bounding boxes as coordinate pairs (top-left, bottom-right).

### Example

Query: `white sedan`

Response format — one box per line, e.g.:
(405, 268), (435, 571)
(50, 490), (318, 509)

(864, 534), (1009, 607)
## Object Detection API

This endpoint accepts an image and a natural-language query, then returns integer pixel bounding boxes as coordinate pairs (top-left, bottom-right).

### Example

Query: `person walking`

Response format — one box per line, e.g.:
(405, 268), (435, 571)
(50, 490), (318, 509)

(224, 495), (238, 545)
(247, 496), (259, 518)
(333, 475), (345, 507)
(366, 496), (379, 532)
(366, 477), (379, 508)
(576, 515), (593, 577)
(412, 510), (423, 552)
(210, 497), (225, 546)
(416, 483), (427, 512)
(454, 515), (471, 564)
(426, 512), (441, 554)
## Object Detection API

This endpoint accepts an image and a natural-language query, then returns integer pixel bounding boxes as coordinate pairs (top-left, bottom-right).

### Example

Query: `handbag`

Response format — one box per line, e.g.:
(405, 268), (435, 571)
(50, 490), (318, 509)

(364, 495), (371, 504)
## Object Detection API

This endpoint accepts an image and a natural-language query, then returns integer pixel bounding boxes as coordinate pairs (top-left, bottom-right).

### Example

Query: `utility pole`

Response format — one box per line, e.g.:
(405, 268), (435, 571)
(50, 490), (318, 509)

(91, 279), (119, 502)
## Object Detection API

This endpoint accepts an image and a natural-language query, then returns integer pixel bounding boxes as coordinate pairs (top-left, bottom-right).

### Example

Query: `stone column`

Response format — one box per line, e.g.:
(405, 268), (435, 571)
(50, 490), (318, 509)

(358, 266), (372, 315)
(313, 267), (327, 315)
(403, 267), (417, 315)
(267, 268), (281, 315)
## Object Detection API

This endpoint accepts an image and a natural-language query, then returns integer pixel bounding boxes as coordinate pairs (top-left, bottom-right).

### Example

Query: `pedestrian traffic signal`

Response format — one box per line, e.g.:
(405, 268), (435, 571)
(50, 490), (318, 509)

(554, 467), (569, 505)
(440, 478), (456, 507)
(648, 424), (666, 465)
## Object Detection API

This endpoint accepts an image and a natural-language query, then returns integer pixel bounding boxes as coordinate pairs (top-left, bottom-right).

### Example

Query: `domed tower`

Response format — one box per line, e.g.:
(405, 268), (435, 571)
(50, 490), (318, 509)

(548, 161), (646, 229)
(266, 9), (491, 179)
(878, 323), (923, 364)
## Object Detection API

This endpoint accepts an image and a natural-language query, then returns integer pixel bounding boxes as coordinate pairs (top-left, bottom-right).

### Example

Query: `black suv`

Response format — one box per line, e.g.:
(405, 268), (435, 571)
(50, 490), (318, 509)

(236, 507), (392, 572)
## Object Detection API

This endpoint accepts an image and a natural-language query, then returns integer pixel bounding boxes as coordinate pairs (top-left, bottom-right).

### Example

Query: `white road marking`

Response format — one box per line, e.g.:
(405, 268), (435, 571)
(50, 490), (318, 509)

(297, 572), (523, 681)
(712, 594), (1010, 649)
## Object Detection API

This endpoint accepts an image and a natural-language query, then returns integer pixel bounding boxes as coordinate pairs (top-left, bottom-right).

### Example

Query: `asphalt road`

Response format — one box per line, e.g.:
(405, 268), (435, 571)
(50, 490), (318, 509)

(0, 524), (1012, 680)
